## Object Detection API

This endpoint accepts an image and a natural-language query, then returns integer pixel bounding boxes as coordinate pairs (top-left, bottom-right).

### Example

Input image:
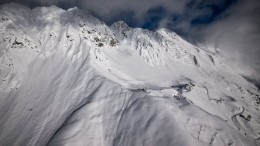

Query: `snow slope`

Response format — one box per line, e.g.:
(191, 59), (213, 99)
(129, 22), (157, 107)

(0, 3), (259, 146)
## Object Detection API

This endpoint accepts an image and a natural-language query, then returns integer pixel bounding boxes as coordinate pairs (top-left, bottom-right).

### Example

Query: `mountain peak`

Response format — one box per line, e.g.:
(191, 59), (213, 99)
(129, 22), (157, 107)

(111, 21), (129, 28)
(0, 3), (259, 146)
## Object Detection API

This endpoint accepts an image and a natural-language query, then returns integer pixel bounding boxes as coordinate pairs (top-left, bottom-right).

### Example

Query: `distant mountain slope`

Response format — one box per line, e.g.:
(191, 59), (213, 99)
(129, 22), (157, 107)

(0, 3), (259, 146)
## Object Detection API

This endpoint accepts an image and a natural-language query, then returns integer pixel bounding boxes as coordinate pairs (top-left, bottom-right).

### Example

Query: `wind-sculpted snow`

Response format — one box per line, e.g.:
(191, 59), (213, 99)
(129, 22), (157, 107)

(0, 3), (259, 146)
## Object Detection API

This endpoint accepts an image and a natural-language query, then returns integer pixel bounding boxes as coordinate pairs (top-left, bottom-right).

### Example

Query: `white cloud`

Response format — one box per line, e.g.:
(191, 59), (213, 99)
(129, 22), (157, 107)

(200, 0), (260, 80)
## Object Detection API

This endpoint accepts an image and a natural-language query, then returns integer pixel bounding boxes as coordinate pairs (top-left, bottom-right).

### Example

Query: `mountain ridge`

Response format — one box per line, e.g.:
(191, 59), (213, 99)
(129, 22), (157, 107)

(0, 3), (259, 146)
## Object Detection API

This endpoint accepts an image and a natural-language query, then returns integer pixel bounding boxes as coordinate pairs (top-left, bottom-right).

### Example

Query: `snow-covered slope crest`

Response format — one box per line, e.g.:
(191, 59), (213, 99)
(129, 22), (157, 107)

(0, 3), (260, 146)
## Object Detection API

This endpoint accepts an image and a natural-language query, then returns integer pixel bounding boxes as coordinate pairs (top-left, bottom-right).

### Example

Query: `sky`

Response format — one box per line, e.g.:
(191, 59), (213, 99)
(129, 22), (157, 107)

(0, 0), (260, 82)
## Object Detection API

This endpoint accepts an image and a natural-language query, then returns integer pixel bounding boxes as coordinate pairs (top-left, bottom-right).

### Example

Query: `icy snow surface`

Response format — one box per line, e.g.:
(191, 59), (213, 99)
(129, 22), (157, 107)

(0, 3), (259, 146)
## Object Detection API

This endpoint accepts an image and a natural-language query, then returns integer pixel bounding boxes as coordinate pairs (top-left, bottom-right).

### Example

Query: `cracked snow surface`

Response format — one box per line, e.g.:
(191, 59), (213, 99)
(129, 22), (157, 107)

(0, 3), (260, 146)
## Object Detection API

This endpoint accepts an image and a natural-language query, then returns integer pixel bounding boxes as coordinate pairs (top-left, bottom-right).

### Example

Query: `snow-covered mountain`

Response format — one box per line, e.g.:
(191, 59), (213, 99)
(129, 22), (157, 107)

(0, 3), (259, 146)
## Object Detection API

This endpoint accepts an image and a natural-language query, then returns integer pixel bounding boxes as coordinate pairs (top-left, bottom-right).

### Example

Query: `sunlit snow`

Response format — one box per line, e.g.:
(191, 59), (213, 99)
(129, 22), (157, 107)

(0, 3), (259, 146)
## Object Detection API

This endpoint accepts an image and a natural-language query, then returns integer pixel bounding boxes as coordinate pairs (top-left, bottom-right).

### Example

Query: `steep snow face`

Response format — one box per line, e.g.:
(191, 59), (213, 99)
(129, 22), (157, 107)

(0, 3), (259, 146)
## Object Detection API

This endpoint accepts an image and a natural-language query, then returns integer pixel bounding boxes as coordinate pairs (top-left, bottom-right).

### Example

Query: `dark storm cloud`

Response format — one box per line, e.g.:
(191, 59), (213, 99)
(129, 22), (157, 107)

(0, 0), (259, 80)
(0, 0), (242, 30)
